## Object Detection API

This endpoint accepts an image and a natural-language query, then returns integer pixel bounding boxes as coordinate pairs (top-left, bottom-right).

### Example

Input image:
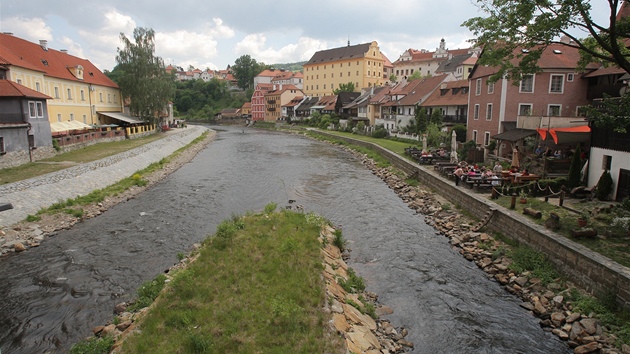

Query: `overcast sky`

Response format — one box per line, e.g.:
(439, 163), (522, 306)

(0, 1), (613, 72)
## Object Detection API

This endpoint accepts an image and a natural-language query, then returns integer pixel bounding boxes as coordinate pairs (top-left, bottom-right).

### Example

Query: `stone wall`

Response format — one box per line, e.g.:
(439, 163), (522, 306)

(317, 131), (630, 308)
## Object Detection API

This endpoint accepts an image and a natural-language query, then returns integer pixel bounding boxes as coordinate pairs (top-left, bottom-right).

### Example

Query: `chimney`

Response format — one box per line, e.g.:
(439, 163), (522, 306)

(60, 49), (68, 54)
(40, 40), (48, 51)
(2, 32), (13, 36)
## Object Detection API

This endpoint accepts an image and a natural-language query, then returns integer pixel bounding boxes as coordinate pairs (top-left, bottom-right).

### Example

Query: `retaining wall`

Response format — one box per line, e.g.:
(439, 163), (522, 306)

(318, 131), (630, 308)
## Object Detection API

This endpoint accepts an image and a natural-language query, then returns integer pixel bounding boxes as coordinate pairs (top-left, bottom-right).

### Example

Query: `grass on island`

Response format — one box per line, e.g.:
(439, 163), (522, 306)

(0, 131), (168, 185)
(117, 205), (345, 354)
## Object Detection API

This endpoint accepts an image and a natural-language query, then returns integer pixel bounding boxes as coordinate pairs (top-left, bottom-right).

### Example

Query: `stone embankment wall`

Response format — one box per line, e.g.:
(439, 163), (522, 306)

(317, 131), (630, 308)
(0, 126), (209, 228)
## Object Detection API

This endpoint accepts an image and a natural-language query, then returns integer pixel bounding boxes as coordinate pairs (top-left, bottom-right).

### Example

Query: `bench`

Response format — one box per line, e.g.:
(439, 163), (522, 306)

(512, 174), (541, 184)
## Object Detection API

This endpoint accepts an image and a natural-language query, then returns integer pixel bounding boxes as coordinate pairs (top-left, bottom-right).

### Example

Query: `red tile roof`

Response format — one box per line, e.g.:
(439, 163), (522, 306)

(398, 75), (450, 105)
(422, 79), (469, 107)
(0, 33), (118, 88)
(0, 79), (52, 99)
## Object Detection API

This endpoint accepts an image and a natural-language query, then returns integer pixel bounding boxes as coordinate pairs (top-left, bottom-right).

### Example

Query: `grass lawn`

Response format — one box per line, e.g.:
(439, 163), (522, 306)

(491, 195), (630, 268)
(320, 130), (418, 156)
(117, 208), (345, 353)
(0, 132), (167, 185)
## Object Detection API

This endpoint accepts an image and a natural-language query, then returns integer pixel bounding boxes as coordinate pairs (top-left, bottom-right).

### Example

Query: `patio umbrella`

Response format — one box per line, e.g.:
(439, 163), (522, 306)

(512, 147), (520, 169)
(422, 134), (428, 152)
(450, 130), (458, 164)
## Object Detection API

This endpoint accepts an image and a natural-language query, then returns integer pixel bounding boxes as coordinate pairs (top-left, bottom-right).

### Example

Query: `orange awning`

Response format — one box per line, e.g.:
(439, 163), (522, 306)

(536, 126), (590, 144)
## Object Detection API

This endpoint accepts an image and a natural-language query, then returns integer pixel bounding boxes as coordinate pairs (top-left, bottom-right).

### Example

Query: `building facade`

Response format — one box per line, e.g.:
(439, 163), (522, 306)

(303, 41), (387, 97)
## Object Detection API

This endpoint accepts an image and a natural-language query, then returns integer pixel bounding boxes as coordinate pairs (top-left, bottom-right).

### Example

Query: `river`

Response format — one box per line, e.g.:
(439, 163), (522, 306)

(0, 126), (568, 353)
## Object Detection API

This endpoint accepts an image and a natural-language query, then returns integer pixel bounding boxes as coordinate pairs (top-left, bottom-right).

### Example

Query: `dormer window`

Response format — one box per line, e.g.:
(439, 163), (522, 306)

(68, 65), (84, 80)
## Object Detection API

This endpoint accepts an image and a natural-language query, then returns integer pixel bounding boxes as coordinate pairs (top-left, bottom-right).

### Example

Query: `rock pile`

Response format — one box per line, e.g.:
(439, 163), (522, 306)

(320, 224), (413, 353)
(348, 149), (628, 354)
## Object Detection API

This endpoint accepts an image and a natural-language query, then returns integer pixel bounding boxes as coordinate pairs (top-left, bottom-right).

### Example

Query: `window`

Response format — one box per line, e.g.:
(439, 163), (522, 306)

(603, 155), (612, 171)
(487, 82), (494, 94)
(548, 104), (561, 116)
(107, 93), (111, 103)
(29, 102), (36, 118)
(36, 82), (41, 92)
(520, 75), (534, 92)
(67, 88), (72, 100)
(54, 87), (60, 98)
(356, 71), (359, 75)
(70, 113), (74, 121)
(340, 72), (343, 77)
(81, 90), (85, 101)
(484, 132), (491, 146)
(99, 93), (103, 102)
(28, 134), (35, 149)
(348, 72), (350, 77)
(518, 104), (532, 116)
(57, 114), (62, 122)
(0, 137), (4, 154)
(549, 74), (564, 93)
(36, 102), (43, 117)
(472, 130), (478, 144)
(17, 79), (22, 85)
(567, 73), (574, 82)
(473, 104), (480, 120)
(83, 114), (87, 123)
(475, 78), (482, 95)
(486, 103), (493, 120)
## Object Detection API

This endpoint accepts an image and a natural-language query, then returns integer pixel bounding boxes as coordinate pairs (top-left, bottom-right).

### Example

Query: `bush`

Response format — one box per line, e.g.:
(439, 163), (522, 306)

(371, 127), (387, 138)
(596, 170), (614, 201)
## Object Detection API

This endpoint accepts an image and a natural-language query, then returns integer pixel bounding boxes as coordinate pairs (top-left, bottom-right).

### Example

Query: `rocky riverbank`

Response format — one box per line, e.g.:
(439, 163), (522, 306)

(0, 130), (216, 257)
(348, 146), (629, 354)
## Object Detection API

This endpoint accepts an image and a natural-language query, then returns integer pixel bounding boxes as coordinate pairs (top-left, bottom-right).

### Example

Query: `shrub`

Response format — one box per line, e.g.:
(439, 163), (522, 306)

(567, 144), (583, 189)
(332, 229), (346, 251)
(70, 336), (115, 354)
(596, 170), (614, 201)
(127, 274), (168, 312)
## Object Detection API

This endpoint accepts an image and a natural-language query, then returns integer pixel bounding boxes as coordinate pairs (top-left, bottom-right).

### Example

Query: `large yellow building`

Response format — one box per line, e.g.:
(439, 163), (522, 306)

(303, 41), (387, 97)
(0, 33), (123, 130)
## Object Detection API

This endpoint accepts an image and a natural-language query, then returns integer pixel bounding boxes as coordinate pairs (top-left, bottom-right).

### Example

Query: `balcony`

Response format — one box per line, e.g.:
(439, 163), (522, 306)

(267, 100), (276, 105)
(267, 107), (276, 112)
(516, 115), (587, 130)
(442, 115), (467, 124)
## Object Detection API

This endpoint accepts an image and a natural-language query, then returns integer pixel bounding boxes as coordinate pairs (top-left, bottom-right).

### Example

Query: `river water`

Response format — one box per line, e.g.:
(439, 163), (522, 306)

(0, 126), (568, 353)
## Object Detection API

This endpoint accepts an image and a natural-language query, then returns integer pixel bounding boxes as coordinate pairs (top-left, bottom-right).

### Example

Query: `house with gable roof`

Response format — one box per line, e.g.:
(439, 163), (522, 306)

(468, 43), (594, 156)
(282, 95), (305, 120)
(0, 79), (53, 167)
(263, 84), (304, 122)
(303, 41), (388, 97)
(0, 33), (124, 132)
(420, 79), (469, 129)
(251, 83), (274, 121)
(382, 75), (453, 131)
(392, 39), (471, 80)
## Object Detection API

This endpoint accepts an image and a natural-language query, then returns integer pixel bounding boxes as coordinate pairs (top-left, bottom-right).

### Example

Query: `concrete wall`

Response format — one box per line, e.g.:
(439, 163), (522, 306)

(317, 131), (630, 308)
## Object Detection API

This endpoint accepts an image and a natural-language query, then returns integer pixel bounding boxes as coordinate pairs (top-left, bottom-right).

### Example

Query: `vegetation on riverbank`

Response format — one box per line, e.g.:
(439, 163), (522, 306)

(111, 205), (345, 353)
(26, 131), (208, 221)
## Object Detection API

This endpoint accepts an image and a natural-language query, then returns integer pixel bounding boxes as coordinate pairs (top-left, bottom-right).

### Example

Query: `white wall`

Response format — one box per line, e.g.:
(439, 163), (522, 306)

(588, 147), (630, 200)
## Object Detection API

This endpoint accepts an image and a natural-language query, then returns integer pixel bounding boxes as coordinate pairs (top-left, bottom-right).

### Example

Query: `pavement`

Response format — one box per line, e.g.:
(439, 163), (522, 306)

(0, 126), (209, 228)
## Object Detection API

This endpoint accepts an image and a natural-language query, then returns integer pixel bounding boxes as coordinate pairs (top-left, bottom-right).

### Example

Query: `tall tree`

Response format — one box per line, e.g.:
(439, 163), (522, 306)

(232, 55), (267, 91)
(116, 27), (175, 122)
(463, 1), (630, 81)
(333, 82), (356, 94)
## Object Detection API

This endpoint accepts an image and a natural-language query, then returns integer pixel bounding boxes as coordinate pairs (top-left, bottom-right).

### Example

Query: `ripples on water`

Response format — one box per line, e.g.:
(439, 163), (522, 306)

(0, 126), (568, 353)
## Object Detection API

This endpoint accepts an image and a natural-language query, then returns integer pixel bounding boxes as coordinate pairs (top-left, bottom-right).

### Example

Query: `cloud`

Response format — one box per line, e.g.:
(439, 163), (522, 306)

(234, 34), (327, 64)
(206, 18), (234, 39)
(0, 16), (53, 42)
(58, 36), (85, 58)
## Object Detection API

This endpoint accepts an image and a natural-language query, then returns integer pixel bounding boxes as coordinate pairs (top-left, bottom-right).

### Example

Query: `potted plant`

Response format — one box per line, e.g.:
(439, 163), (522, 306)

(577, 212), (589, 227)
(519, 189), (528, 204)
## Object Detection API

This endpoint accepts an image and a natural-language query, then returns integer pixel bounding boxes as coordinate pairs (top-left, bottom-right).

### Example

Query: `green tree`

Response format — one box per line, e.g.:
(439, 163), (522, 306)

(430, 109), (443, 127)
(414, 107), (429, 134)
(389, 74), (397, 82)
(463, 1), (630, 82)
(232, 55), (267, 91)
(115, 27), (175, 122)
(452, 124), (467, 142)
(426, 123), (446, 148)
(408, 71), (422, 81)
(333, 82), (356, 94)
